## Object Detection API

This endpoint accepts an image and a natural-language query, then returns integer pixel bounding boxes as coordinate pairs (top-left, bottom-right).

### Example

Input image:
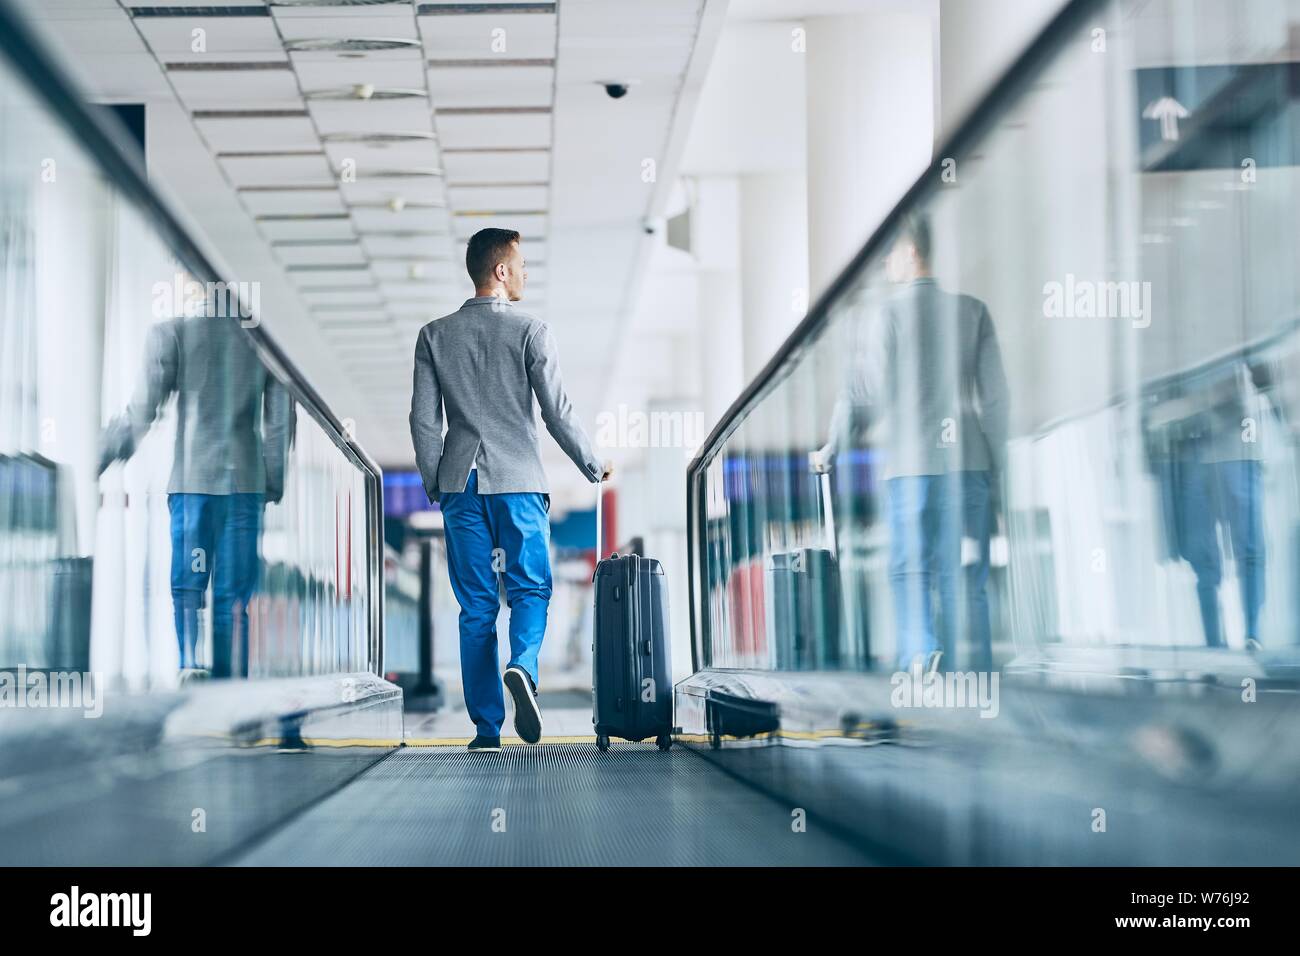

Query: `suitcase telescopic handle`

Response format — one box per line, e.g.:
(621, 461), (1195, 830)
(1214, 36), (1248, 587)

(595, 476), (607, 560)
(811, 458), (836, 557)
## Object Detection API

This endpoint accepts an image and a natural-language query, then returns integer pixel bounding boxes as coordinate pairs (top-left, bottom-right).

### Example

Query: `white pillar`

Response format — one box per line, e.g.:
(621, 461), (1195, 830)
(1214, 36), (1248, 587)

(643, 397), (694, 681)
(690, 177), (744, 428)
(805, 11), (936, 298)
(36, 174), (108, 555)
(739, 172), (808, 382)
(697, 270), (744, 428)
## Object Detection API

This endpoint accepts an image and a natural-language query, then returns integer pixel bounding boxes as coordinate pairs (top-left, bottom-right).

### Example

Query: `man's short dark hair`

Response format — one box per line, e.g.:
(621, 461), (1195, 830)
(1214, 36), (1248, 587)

(466, 227), (522, 287)
(898, 213), (931, 265)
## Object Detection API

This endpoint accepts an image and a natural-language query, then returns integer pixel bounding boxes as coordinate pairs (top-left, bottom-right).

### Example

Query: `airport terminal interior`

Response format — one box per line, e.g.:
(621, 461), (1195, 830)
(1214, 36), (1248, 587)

(2, 0), (1300, 867)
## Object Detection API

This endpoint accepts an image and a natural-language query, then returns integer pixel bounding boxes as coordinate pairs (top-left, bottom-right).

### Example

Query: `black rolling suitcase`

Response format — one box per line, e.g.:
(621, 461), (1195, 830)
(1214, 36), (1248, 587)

(770, 464), (842, 670)
(591, 481), (673, 752)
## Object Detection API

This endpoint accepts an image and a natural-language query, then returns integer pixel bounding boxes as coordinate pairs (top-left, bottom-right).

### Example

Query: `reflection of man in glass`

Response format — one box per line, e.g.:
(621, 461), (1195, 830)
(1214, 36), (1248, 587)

(1146, 361), (1270, 650)
(820, 215), (1008, 673)
(98, 279), (289, 679)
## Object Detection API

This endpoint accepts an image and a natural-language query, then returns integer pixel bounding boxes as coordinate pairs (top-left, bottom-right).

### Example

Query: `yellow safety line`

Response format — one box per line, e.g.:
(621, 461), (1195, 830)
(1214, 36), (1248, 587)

(209, 725), (908, 749)
(675, 727), (895, 743)
(245, 737), (404, 748)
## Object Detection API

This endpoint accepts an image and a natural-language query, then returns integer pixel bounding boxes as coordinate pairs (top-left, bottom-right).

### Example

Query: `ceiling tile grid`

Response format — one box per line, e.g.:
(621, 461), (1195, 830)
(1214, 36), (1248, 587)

(119, 0), (561, 457)
(18, 0), (719, 472)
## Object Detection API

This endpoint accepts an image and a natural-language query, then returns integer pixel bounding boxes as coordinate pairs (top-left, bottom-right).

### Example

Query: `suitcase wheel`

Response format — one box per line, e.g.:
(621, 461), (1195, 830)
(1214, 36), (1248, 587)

(655, 734), (672, 752)
(596, 734), (610, 752)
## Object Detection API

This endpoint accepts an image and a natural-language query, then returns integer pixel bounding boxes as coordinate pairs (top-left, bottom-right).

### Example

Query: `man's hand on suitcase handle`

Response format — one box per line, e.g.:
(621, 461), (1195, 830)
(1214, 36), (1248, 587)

(600, 460), (615, 481)
(809, 446), (833, 474)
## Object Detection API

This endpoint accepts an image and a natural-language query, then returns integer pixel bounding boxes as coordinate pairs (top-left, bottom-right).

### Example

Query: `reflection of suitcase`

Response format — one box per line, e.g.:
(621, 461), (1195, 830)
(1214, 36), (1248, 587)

(592, 483), (673, 752)
(49, 557), (93, 671)
(706, 689), (780, 748)
(1, 454), (58, 661)
(769, 468), (842, 670)
(771, 549), (841, 669)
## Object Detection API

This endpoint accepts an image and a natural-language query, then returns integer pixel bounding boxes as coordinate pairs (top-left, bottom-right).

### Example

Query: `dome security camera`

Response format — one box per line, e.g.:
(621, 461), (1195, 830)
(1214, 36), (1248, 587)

(604, 83), (630, 99)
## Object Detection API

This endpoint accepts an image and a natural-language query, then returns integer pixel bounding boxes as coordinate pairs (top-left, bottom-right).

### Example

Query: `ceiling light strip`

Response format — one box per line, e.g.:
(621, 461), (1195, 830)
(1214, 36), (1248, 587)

(428, 58), (554, 68)
(130, 6), (269, 17)
(348, 200), (444, 209)
(437, 106), (551, 115)
(453, 209), (547, 217)
(321, 131), (438, 142)
(256, 213), (351, 221)
(353, 169), (445, 179)
(305, 87), (428, 101)
(194, 109), (310, 120)
(218, 150), (325, 158)
(417, 3), (555, 15)
(285, 38), (421, 53)
(165, 61), (291, 72)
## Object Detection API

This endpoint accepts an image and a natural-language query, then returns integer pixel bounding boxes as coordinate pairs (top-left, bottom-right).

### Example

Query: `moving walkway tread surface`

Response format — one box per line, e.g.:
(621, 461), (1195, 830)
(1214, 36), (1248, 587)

(231, 742), (876, 866)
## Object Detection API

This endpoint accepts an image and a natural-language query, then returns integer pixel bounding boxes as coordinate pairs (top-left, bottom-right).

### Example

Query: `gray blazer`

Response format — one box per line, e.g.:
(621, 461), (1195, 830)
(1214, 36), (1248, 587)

(829, 278), (1009, 479)
(410, 296), (601, 498)
(99, 315), (291, 500)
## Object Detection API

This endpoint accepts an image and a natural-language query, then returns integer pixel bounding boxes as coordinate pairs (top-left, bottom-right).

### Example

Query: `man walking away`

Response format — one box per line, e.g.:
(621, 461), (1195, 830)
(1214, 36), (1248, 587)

(410, 228), (610, 752)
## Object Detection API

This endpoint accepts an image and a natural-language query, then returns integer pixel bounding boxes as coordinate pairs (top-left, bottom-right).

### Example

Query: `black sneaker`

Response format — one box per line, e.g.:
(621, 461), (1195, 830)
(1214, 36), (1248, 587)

(467, 735), (501, 752)
(503, 666), (542, 744)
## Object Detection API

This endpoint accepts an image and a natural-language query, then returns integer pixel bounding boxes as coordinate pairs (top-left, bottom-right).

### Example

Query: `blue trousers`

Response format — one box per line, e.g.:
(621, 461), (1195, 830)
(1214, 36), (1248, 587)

(886, 472), (993, 672)
(439, 470), (552, 737)
(168, 492), (263, 678)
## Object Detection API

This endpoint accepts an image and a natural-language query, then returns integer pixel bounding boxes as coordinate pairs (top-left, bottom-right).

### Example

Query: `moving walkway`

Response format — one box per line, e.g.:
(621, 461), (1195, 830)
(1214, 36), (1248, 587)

(3, 0), (1300, 868)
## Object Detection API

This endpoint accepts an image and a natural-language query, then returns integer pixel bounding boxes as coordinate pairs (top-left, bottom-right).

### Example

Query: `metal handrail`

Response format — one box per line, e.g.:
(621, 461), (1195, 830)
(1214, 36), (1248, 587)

(0, 0), (385, 675)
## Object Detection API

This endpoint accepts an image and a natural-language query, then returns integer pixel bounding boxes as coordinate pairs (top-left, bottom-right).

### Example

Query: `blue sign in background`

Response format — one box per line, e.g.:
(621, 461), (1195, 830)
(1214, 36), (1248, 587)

(1135, 61), (1298, 170)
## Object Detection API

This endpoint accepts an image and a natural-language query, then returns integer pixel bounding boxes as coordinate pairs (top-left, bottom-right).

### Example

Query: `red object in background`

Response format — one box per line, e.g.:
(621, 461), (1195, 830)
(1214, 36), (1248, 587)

(582, 484), (619, 576)
(728, 558), (767, 662)
(600, 484), (617, 558)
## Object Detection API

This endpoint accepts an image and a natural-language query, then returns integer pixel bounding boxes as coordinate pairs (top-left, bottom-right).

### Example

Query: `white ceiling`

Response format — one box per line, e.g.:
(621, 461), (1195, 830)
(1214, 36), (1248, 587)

(17, 0), (721, 503)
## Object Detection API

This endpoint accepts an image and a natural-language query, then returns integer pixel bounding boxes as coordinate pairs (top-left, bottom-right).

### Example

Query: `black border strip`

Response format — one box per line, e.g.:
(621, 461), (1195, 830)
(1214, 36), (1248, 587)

(416, 2), (555, 15)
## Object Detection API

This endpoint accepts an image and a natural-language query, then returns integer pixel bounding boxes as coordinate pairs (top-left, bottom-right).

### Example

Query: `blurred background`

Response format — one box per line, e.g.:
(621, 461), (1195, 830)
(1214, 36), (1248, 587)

(3, 0), (1300, 866)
